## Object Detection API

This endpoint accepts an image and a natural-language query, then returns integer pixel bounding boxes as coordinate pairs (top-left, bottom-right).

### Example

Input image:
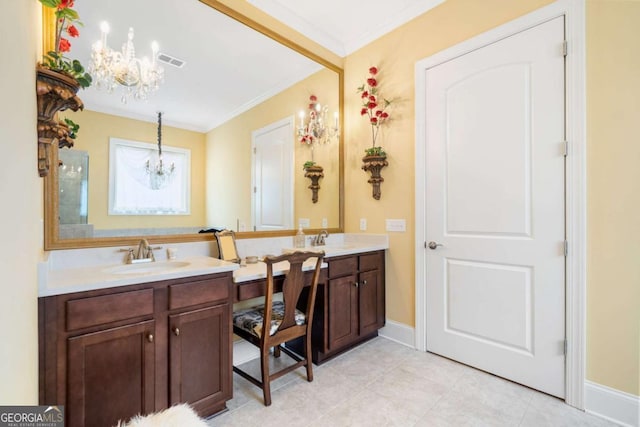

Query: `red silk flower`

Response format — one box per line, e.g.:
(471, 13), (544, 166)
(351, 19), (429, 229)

(58, 38), (71, 52)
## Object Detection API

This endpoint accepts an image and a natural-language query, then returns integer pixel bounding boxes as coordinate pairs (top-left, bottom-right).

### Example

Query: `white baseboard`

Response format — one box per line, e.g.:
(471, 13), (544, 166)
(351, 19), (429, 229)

(585, 381), (640, 427)
(379, 320), (415, 349)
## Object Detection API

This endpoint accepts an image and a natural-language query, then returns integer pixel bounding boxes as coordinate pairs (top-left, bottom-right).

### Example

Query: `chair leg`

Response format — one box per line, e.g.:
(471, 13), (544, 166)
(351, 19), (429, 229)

(273, 344), (281, 358)
(305, 335), (314, 382)
(261, 349), (272, 406)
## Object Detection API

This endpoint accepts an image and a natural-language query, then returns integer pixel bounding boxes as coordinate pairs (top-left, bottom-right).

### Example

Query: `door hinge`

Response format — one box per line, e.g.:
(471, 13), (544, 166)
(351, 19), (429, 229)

(563, 140), (568, 157)
(562, 40), (568, 57)
(424, 241), (427, 249)
(253, 147), (257, 154)
(564, 339), (568, 355)
(564, 240), (568, 257)
(253, 186), (257, 193)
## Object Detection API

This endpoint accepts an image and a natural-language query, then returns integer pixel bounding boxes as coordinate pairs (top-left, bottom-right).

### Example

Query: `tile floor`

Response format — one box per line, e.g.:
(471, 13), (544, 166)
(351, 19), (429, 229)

(207, 337), (617, 427)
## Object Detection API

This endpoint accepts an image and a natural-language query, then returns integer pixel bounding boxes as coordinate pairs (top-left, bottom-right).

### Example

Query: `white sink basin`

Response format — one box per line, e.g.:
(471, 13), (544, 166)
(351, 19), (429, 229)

(103, 261), (191, 275)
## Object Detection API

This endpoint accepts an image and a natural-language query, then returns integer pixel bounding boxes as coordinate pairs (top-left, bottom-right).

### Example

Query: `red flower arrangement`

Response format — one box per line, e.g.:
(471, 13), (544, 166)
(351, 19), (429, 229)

(38, 0), (92, 88)
(357, 66), (392, 156)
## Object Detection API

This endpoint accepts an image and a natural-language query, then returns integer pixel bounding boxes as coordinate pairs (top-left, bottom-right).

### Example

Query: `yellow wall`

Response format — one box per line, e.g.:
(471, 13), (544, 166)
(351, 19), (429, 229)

(0, 0), (40, 403)
(63, 110), (207, 231)
(586, 0), (640, 396)
(206, 68), (339, 230)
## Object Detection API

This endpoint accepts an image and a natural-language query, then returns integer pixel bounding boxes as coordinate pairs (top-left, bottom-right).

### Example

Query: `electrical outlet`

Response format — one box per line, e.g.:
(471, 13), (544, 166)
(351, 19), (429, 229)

(239, 222), (246, 232)
(298, 218), (310, 228)
(321, 218), (328, 228)
(360, 218), (367, 231)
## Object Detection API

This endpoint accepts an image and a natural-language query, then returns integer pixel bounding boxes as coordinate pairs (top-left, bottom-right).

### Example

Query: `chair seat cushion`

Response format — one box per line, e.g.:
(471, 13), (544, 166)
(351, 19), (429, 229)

(233, 301), (306, 337)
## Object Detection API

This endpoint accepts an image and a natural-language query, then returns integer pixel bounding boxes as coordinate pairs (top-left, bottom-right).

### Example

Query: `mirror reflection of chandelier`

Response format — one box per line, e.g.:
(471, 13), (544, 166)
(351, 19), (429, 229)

(297, 95), (339, 147)
(146, 112), (175, 190)
(61, 164), (82, 179)
(89, 22), (164, 103)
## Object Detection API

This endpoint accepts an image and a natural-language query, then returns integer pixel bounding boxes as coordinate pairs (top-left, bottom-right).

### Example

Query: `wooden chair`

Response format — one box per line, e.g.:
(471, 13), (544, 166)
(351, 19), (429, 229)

(231, 251), (325, 406)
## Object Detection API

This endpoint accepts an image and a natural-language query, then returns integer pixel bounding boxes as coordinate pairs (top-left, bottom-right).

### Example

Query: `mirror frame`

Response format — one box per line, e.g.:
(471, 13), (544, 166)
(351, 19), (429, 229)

(43, 0), (344, 250)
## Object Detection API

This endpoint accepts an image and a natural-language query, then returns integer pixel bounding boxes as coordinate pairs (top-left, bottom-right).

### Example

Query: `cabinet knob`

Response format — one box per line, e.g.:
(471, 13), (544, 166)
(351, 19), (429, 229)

(147, 333), (154, 343)
(362, 279), (368, 286)
(173, 327), (180, 336)
(354, 281), (359, 288)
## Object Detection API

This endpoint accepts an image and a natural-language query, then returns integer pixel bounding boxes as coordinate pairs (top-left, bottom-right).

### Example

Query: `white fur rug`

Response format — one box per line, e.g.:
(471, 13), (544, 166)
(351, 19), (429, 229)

(116, 404), (208, 427)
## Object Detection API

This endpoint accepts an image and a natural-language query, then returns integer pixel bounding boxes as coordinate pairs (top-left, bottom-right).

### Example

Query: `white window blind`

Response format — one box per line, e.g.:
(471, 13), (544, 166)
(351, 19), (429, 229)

(108, 138), (190, 215)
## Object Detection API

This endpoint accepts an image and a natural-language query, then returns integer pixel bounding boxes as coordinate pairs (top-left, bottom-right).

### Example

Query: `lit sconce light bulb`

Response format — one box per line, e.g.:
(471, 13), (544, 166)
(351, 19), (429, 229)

(299, 111), (305, 127)
(100, 21), (110, 47)
(334, 111), (339, 128)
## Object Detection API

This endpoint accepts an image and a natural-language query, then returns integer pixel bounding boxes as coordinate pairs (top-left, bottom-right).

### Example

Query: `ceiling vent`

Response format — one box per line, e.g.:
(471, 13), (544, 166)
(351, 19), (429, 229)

(157, 53), (186, 68)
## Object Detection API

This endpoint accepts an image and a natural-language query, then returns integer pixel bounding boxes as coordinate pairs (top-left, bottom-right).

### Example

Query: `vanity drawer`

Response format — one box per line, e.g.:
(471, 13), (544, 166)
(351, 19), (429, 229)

(359, 252), (381, 272)
(328, 256), (357, 278)
(66, 288), (154, 331)
(169, 276), (230, 310)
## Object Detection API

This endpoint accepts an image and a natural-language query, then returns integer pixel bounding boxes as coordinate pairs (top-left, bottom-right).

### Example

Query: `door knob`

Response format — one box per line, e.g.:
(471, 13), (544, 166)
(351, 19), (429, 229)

(147, 333), (154, 343)
(173, 327), (180, 336)
(428, 241), (443, 250)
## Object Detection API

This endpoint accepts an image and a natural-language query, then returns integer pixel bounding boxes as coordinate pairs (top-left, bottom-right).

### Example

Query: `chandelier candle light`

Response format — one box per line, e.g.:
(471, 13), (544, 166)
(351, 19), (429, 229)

(89, 22), (164, 103)
(146, 112), (175, 190)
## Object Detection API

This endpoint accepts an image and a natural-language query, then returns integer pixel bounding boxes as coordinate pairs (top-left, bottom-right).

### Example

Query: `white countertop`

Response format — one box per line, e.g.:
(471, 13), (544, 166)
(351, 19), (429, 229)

(40, 256), (239, 297)
(234, 259), (327, 283)
(39, 234), (389, 297)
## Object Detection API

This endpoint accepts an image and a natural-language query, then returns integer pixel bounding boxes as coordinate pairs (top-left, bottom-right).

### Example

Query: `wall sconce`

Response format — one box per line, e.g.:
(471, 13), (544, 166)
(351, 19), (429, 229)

(297, 95), (339, 147)
(298, 95), (338, 203)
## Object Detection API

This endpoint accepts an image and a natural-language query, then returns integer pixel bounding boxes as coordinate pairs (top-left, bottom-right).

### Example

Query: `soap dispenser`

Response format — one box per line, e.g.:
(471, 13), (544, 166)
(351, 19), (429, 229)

(294, 225), (306, 248)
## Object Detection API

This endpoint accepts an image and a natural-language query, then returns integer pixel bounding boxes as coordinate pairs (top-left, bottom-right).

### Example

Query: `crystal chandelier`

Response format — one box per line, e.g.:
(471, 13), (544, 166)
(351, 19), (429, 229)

(89, 22), (164, 103)
(297, 95), (339, 150)
(146, 112), (175, 190)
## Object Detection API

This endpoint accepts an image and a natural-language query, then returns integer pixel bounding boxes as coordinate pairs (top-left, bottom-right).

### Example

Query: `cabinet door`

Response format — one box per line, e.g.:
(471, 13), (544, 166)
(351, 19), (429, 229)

(328, 274), (358, 350)
(169, 304), (231, 415)
(358, 269), (383, 337)
(67, 320), (155, 427)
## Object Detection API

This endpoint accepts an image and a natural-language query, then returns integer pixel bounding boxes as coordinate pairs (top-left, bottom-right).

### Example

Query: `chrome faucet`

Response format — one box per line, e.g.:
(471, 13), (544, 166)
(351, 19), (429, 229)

(312, 230), (329, 246)
(136, 239), (153, 261)
(119, 239), (160, 263)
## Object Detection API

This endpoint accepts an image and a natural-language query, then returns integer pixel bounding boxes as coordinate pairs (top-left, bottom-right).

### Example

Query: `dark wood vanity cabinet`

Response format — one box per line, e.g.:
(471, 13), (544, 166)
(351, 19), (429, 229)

(310, 250), (385, 363)
(168, 304), (230, 413)
(66, 320), (156, 427)
(39, 273), (233, 427)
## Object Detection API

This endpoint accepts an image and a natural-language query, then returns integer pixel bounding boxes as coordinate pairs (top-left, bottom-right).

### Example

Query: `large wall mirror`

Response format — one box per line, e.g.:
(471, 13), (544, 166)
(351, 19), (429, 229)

(44, 0), (343, 249)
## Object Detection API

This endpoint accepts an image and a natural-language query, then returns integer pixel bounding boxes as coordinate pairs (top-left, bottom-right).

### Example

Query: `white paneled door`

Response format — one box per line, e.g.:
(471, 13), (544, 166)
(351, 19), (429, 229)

(252, 117), (294, 231)
(424, 17), (566, 397)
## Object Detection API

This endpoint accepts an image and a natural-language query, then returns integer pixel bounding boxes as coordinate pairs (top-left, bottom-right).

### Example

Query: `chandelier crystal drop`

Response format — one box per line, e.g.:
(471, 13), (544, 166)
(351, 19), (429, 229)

(146, 112), (175, 190)
(89, 22), (164, 103)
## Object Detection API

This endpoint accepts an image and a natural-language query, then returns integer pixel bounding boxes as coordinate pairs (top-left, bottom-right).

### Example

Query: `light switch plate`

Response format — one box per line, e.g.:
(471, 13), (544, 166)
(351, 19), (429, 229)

(321, 218), (328, 228)
(360, 218), (367, 231)
(385, 219), (406, 232)
(298, 218), (310, 228)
